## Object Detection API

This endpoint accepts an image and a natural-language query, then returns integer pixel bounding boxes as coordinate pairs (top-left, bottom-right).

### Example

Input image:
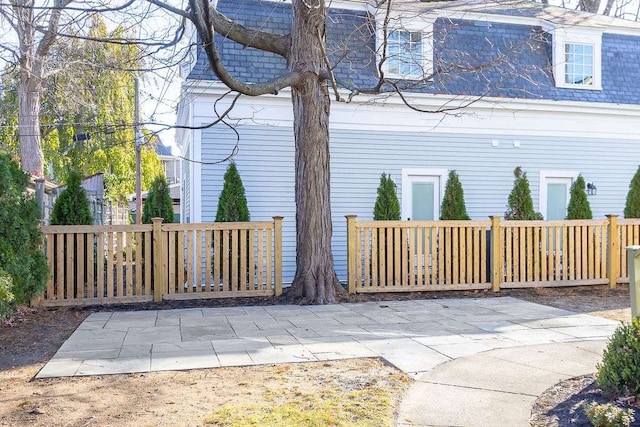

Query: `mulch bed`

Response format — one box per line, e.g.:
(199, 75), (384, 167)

(531, 375), (640, 426)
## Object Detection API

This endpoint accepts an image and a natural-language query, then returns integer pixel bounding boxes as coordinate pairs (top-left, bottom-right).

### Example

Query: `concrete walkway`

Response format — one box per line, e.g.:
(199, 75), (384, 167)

(397, 340), (608, 426)
(37, 297), (619, 425)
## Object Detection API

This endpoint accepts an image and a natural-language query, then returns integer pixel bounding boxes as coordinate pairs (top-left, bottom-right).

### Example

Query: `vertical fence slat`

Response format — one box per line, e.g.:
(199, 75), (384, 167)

(77, 234), (85, 299)
(466, 227), (472, 284)
(115, 232), (124, 297)
(416, 226), (424, 286)
(505, 227), (512, 283)
(168, 231), (176, 294)
(125, 233), (133, 296)
(135, 232), (142, 296)
(541, 226), (548, 281)
(205, 230), (212, 292)
(231, 230), (239, 291)
(86, 233), (94, 298)
(526, 227), (533, 282)
(195, 230), (202, 293)
(478, 227), (484, 284)
(400, 227), (408, 287)
(266, 226), (273, 289)
(248, 229), (255, 290)
(46, 234), (54, 299)
(361, 226), (368, 288)
(533, 226), (540, 281)
(186, 230), (194, 292)
(256, 229), (264, 289)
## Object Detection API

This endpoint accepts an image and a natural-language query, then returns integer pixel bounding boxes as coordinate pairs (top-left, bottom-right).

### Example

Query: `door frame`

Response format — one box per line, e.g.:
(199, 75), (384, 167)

(539, 170), (580, 220)
(401, 168), (447, 221)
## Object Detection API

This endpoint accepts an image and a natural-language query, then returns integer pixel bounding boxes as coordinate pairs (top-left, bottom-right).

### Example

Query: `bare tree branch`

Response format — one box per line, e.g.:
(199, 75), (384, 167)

(36, 0), (74, 57)
(188, 0), (304, 96)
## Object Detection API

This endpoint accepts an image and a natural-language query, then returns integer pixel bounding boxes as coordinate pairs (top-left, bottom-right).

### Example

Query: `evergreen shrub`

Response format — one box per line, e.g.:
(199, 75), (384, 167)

(0, 154), (47, 310)
(566, 175), (592, 220)
(50, 170), (93, 225)
(596, 318), (640, 400)
(505, 167), (543, 220)
(215, 162), (250, 222)
(214, 163), (250, 287)
(373, 173), (400, 221)
(624, 165), (640, 218)
(440, 170), (470, 220)
(142, 175), (174, 224)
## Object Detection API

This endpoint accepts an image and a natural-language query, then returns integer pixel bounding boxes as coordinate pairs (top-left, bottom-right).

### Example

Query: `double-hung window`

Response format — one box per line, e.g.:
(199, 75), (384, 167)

(564, 43), (594, 86)
(387, 30), (423, 77)
(377, 15), (434, 80)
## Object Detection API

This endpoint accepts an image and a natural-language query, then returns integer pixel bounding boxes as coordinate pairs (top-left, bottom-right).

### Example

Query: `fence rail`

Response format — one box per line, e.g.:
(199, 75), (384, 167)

(347, 215), (640, 294)
(40, 218), (283, 306)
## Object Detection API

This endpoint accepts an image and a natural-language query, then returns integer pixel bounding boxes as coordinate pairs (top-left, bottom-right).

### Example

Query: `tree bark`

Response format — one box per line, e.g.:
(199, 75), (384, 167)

(287, 0), (344, 304)
(17, 67), (44, 176)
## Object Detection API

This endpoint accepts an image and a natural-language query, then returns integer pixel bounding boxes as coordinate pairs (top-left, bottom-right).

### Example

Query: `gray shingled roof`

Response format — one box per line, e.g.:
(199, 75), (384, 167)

(388, 0), (640, 30)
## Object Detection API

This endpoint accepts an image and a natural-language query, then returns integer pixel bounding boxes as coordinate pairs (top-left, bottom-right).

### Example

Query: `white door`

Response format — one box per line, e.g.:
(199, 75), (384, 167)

(545, 177), (572, 220)
(402, 172), (443, 221)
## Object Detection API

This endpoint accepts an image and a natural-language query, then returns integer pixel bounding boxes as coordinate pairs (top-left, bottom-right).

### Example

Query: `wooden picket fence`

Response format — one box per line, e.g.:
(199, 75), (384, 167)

(346, 215), (640, 293)
(40, 217), (283, 306)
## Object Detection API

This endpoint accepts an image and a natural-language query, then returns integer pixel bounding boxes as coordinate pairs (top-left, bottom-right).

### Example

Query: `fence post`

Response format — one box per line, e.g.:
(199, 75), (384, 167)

(273, 216), (283, 296)
(606, 214), (619, 289)
(152, 218), (165, 302)
(346, 215), (358, 294)
(490, 215), (502, 292)
(626, 246), (640, 318)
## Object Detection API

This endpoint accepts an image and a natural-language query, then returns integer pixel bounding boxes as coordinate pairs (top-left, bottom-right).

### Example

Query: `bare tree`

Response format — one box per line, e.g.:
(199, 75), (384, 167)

(0, 0), (73, 176)
(0, 0), (183, 177)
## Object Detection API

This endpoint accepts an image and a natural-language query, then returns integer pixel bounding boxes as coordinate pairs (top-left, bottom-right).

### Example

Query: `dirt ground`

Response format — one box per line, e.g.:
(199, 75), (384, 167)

(0, 286), (633, 426)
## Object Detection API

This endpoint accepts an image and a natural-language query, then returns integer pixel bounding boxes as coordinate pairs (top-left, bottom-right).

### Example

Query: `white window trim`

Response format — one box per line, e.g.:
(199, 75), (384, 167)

(552, 28), (603, 91)
(376, 15), (435, 81)
(401, 168), (447, 220)
(539, 170), (580, 218)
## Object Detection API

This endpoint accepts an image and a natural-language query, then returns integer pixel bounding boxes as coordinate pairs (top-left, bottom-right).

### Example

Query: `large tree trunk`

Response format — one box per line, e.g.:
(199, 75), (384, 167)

(17, 67), (45, 176)
(288, 0), (344, 304)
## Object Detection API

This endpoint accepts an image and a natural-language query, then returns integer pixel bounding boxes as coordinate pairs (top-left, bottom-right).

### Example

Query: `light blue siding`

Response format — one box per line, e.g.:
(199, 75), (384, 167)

(200, 126), (297, 282)
(200, 125), (638, 283)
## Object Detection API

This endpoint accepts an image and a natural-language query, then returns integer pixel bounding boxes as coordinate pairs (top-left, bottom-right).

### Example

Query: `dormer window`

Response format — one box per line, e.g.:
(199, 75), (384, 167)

(564, 43), (594, 86)
(376, 15), (434, 80)
(552, 29), (602, 90)
(387, 29), (423, 77)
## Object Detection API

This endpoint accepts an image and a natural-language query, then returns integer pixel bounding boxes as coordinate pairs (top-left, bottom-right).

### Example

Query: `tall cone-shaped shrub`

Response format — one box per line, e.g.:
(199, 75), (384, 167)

(440, 170), (470, 220)
(373, 173), (400, 220)
(142, 175), (174, 223)
(372, 173), (401, 286)
(215, 163), (250, 289)
(624, 165), (640, 218)
(50, 170), (93, 225)
(505, 167), (543, 220)
(566, 175), (592, 219)
(216, 162), (250, 222)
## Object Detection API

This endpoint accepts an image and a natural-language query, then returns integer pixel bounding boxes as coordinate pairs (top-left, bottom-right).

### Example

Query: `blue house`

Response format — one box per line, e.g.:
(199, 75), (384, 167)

(176, 0), (640, 284)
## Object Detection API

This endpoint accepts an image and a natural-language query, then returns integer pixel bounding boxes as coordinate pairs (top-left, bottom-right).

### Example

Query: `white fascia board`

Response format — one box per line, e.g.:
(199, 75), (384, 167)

(183, 80), (640, 139)
(183, 79), (640, 117)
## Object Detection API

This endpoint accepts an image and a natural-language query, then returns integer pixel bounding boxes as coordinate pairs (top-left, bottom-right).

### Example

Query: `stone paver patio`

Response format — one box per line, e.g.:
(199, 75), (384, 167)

(37, 296), (618, 378)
